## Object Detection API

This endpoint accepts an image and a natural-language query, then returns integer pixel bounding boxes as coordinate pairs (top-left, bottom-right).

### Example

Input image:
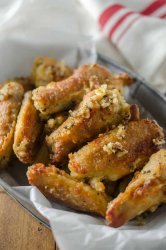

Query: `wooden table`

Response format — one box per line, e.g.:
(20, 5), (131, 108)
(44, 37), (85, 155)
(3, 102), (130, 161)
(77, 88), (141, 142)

(0, 187), (55, 250)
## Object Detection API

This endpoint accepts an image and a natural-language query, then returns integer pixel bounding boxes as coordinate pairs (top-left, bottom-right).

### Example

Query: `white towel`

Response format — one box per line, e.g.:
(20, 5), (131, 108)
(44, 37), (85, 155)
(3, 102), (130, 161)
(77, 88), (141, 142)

(79, 0), (166, 94)
(0, 0), (165, 93)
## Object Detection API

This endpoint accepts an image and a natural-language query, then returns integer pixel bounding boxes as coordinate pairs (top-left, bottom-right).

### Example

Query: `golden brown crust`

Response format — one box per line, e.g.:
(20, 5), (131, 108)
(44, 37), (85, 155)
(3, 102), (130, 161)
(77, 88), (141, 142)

(3, 77), (34, 92)
(27, 163), (110, 216)
(31, 56), (73, 87)
(13, 91), (42, 164)
(0, 82), (24, 168)
(46, 85), (131, 163)
(32, 64), (133, 116)
(106, 149), (166, 227)
(69, 119), (164, 181)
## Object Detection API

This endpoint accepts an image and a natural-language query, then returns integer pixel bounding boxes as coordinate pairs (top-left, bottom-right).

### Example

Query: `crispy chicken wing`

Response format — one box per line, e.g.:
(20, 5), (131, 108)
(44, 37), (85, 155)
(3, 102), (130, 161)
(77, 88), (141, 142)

(13, 91), (42, 164)
(27, 163), (110, 216)
(32, 64), (132, 116)
(31, 56), (73, 87)
(69, 119), (164, 181)
(0, 82), (24, 168)
(106, 149), (166, 227)
(46, 85), (131, 163)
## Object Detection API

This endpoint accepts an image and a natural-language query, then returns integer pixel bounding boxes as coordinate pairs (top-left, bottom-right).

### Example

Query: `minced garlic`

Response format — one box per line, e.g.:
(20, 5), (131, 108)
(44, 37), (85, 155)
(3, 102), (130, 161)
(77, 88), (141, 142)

(116, 124), (126, 139)
(69, 85), (130, 121)
(103, 141), (128, 157)
(153, 138), (165, 145)
(89, 177), (105, 192)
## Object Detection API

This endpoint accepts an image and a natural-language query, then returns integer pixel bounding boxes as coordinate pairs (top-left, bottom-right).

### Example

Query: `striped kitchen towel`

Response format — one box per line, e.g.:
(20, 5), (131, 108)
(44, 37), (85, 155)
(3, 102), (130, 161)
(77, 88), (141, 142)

(79, 0), (166, 94)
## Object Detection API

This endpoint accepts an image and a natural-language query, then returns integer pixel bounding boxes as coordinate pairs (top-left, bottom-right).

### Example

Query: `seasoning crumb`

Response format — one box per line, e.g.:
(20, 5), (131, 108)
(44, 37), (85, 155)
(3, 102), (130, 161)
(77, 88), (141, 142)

(153, 138), (165, 145)
(103, 141), (128, 156)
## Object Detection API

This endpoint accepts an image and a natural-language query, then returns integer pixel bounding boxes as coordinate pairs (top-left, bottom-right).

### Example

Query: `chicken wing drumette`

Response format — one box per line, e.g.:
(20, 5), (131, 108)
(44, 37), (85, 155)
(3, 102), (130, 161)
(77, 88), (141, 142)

(46, 85), (131, 163)
(106, 149), (166, 227)
(32, 64), (132, 117)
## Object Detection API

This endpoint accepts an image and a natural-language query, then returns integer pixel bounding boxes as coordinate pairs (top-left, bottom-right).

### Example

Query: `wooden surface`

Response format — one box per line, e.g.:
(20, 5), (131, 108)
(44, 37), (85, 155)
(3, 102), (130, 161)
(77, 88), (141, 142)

(0, 187), (55, 250)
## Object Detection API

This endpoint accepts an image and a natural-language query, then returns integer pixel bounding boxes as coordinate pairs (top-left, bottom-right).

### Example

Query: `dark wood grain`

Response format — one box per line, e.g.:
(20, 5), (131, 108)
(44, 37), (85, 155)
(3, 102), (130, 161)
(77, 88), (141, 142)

(0, 188), (55, 250)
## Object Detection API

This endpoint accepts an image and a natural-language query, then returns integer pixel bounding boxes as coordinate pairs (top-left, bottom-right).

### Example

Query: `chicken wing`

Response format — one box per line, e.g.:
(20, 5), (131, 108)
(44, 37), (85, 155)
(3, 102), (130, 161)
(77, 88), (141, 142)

(31, 56), (73, 87)
(32, 64), (132, 117)
(27, 163), (110, 216)
(46, 85), (131, 163)
(0, 82), (24, 168)
(69, 119), (164, 181)
(13, 91), (42, 164)
(106, 149), (166, 227)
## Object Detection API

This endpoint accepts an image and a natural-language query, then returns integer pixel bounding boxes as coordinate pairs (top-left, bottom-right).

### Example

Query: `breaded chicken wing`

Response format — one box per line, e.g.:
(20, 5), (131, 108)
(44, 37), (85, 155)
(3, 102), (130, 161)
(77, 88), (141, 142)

(31, 56), (73, 87)
(27, 163), (110, 216)
(32, 64), (132, 116)
(46, 85), (131, 163)
(13, 91), (42, 164)
(69, 119), (164, 181)
(0, 82), (24, 168)
(106, 149), (166, 227)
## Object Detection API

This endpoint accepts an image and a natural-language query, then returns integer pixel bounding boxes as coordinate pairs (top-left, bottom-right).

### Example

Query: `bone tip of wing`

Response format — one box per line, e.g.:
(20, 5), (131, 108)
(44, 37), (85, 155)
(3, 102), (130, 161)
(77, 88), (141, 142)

(130, 104), (140, 121)
(106, 204), (126, 228)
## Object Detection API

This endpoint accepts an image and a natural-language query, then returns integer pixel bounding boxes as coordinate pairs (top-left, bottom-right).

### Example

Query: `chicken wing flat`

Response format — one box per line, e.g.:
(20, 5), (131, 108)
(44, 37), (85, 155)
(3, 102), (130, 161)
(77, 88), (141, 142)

(106, 149), (166, 227)
(69, 119), (164, 181)
(27, 163), (110, 216)
(32, 63), (132, 117)
(0, 82), (24, 168)
(13, 91), (42, 164)
(46, 85), (131, 163)
(31, 56), (73, 87)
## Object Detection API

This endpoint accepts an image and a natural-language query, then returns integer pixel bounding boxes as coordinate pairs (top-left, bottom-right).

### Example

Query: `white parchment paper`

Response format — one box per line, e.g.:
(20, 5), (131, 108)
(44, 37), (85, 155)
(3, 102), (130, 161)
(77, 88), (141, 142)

(12, 186), (166, 250)
(0, 1), (165, 249)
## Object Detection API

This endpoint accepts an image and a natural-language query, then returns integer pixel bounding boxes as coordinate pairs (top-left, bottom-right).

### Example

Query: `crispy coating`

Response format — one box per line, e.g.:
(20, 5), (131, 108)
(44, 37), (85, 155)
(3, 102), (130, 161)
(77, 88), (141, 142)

(3, 77), (33, 92)
(0, 82), (24, 168)
(106, 149), (166, 227)
(27, 163), (110, 216)
(44, 112), (68, 134)
(13, 91), (42, 164)
(46, 85), (131, 163)
(32, 63), (133, 116)
(31, 56), (73, 87)
(69, 119), (164, 181)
